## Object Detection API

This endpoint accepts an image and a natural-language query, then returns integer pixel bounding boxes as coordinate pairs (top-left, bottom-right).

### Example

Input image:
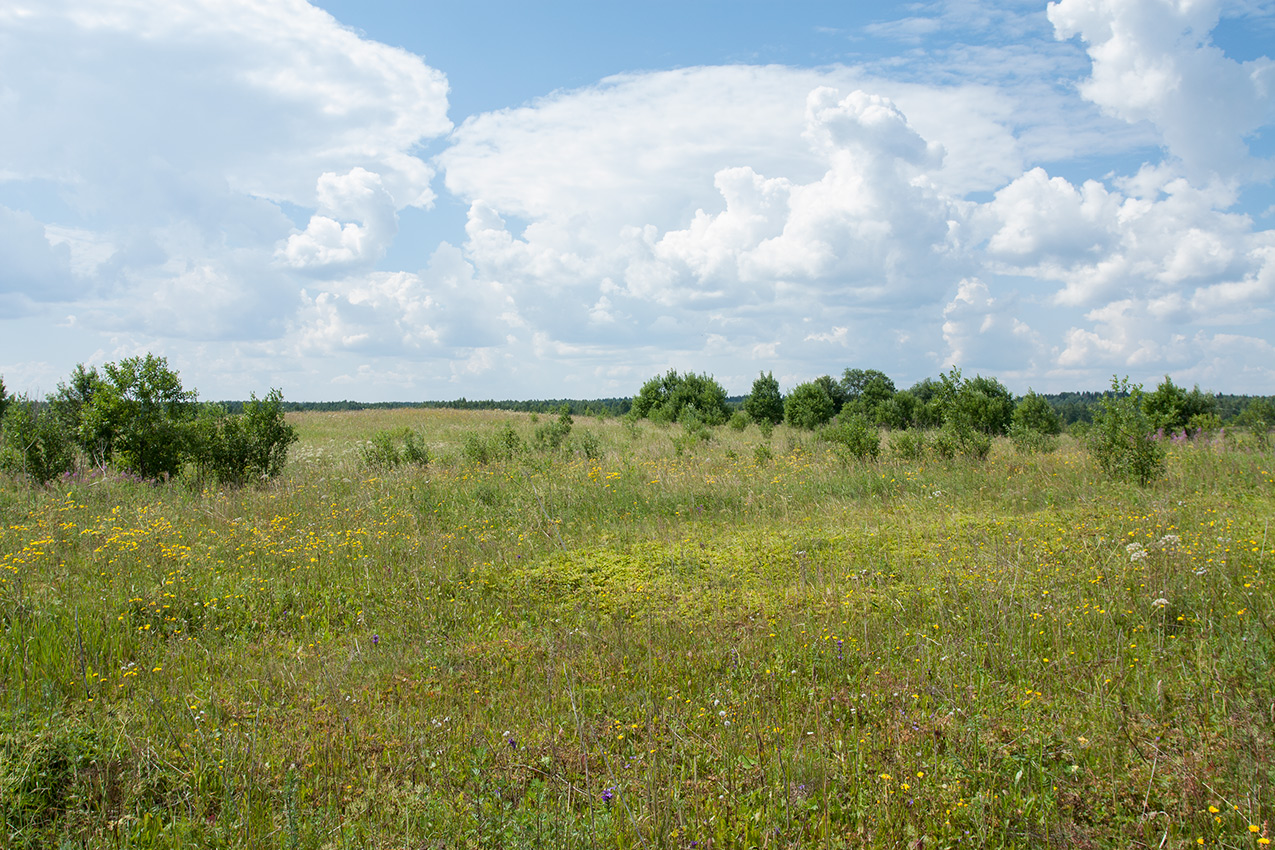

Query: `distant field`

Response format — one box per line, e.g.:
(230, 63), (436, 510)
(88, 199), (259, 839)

(2, 409), (1272, 848)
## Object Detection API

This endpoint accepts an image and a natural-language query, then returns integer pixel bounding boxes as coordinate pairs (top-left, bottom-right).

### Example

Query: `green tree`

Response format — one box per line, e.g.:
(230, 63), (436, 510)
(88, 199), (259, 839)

(840, 368), (896, 402)
(958, 374), (1015, 436)
(81, 354), (197, 479)
(1236, 397), (1275, 431)
(784, 381), (835, 430)
(1089, 376), (1165, 485)
(813, 375), (848, 414)
(1009, 390), (1061, 454)
(1, 395), (76, 484)
(876, 389), (920, 429)
(842, 371), (897, 423)
(1236, 397), (1275, 448)
(742, 371), (784, 425)
(1142, 375), (1216, 434)
(922, 368), (1002, 459)
(0, 375), (8, 421)
(908, 377), (945, 428)
(631, 370), (731, 425)
(49, 364), (103, 448)
(1012, 390), (1062, 435)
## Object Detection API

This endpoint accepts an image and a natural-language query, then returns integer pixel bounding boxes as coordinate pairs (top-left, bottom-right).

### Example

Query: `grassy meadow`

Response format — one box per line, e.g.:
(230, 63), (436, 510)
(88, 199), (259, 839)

(1, 408), (1273, 848)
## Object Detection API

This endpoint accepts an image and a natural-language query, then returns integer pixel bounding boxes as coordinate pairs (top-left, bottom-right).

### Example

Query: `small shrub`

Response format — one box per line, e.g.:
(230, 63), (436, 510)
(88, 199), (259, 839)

(1186, 412), (1222, 436)
(463, 432), (495, 464)
(729, 411), (749, 431)
(679, 407), (712, 443)
(534, 406), (573, 451)
(934, 421), (991, 460)
(753, 444), (773, 465)
(758, 419), (774, 439)
(671, 433), (696, 456)
(890, 429), (929, 460)
(820, 414), (880, 461)
(495, 424), (523, 459)
(576, 430), (602, 460)
(1088, 376), (1166, 486)
(1009, 422), (1057, 455)
(360, 427), (429, 472)
(360, 430), (402, 469)
(401, 430), (431, 466)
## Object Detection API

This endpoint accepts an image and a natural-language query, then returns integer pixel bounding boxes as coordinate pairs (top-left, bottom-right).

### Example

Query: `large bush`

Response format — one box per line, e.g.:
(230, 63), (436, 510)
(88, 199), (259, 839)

(784, 381), (836, 430)
(1012, 390), (1062, 436)
(742, 372), (784, 425)
(839, 369), (896, 423)
(876, 389), (921, 429)
(195, 390), (299, 484)
(820, 413), (881, 461)
(909, 368), (1007, 459)
(23, 357), (300, 486)
(48, 364), (101, 447)
(79, 354), (196, 479)
(1009, 390), (1062, 454)
(812, 375), (848, 415)
(938, 370), (1014, 436)
(631, 370), (731, 426)
(1089, 376), (1166, 486)
(1142, 375), (1216, 435)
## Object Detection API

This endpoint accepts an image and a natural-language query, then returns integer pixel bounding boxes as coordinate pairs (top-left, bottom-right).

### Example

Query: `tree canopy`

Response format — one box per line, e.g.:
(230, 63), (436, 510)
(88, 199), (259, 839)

(631, 370), (731, 425)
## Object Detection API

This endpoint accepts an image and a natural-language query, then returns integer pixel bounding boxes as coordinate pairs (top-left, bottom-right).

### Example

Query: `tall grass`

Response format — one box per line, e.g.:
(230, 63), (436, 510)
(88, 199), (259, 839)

(1, 410), (1272, 848)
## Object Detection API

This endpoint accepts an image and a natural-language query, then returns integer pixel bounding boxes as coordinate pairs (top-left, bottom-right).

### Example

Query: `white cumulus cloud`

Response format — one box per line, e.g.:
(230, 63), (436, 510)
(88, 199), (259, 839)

(1048, 0), (1275, 179)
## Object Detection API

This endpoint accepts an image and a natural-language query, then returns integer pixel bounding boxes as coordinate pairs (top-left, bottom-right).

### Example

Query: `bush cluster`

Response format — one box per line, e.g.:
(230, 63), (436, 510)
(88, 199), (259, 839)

(632, 365), (1257, 486)
(0, 355), (297, 486)
(631, 370), (731, 425)
(360, 428), (431, 471)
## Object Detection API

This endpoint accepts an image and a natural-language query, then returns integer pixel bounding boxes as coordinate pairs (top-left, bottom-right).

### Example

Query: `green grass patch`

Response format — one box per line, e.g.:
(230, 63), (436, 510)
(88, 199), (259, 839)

(2, 411), (1272, 847)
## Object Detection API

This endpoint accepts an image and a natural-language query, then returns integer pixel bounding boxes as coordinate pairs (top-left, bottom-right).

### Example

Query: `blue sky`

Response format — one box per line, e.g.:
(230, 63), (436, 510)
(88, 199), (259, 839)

(2, 0), (1274, 401)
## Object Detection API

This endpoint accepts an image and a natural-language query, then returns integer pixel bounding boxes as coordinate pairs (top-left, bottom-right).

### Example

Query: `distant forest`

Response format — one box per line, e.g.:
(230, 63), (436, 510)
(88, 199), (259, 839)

(227, 389), (1273, 426)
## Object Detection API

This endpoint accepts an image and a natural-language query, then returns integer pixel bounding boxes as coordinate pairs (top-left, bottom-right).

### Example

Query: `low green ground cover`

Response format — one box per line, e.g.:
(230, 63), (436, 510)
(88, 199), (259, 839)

(1, 410), (1272, 848)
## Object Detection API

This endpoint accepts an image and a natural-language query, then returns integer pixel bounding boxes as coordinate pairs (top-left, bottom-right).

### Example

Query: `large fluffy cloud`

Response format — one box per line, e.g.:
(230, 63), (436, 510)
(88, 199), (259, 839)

(3, 0), (1275, 399)
(1048, 0), (1275, 180)
(0, 0), (450, 210)
(438, 67), (1032, 389)
(0, 0), (450, 351)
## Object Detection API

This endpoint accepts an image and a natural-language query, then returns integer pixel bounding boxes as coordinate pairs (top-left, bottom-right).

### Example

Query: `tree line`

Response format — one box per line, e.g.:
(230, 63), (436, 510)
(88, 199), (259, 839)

(260, 380), (1265, 427)
(626, 366), (1275, 481)
(4, 358), (1272, 488)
